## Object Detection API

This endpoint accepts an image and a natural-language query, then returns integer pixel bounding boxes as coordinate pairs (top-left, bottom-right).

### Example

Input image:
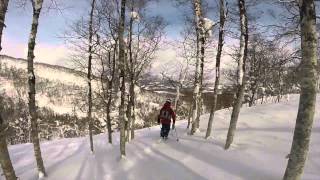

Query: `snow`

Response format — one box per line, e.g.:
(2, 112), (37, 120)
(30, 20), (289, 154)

(2, 94), (320, 180)
(203, 18), (215, 31)
(203, 18), (215, 37)
(1, 57), (87, 87)
(130, 11), (140, 21)
(38, 172), (45, 179)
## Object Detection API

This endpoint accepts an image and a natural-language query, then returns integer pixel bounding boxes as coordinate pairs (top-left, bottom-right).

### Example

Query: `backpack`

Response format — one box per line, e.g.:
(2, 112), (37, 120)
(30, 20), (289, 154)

(159, 108), (172, 120)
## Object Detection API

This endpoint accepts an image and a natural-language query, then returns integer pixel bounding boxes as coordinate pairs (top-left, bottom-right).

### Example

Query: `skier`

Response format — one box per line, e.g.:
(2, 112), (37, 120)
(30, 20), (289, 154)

(157, 99), (176, 140)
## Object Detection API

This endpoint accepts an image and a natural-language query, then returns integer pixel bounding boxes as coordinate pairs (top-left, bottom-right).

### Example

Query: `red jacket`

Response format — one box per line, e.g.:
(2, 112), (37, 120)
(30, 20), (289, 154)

(158, 102), (176, 125)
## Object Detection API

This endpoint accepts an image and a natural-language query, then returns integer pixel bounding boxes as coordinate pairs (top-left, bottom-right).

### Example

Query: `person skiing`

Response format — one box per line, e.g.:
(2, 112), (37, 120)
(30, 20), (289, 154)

(157, 99), (176, 139)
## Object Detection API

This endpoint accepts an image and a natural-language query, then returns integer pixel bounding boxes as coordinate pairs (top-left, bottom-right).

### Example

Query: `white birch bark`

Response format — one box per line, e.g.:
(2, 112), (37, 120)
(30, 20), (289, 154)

(283, 0), (318, 179)
(27, 0), (47, 176)
(118, 0), (127, 158)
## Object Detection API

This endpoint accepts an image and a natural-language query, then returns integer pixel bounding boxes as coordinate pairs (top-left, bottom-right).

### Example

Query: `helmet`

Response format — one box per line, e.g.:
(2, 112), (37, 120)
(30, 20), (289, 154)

(165, 99), (172, 104)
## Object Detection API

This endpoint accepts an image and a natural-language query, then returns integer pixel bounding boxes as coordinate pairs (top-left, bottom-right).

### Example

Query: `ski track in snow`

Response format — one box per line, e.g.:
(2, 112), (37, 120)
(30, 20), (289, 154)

(1, 95), (320, 180)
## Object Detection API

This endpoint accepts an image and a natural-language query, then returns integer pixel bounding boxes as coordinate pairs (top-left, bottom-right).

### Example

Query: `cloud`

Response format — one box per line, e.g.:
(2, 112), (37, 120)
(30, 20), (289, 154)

(1, 36), (69, 66)
(1, 36), (26, 58)
(32, 43), (69, 66)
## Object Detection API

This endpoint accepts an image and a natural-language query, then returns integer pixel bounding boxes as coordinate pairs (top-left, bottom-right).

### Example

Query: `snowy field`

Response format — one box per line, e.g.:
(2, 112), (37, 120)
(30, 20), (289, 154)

(2, 95), (320, 180)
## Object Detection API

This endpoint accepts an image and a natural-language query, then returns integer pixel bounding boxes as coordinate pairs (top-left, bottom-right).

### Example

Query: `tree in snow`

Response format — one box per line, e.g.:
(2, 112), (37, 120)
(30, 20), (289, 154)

(244, 33), (295, 106)
(225, 0), (249, 150)
(283, 0), (318, 179)
(0, 1), (17, 179)
(0, 0), (9, 52)
(87, 0), (96, 153)
(190, 0), (206, 135)
(126, 0), (166, 141)
(89, 0), (119, 144)
(126, 0), (137, 142)
(64, 0), (108, 145)
(27, 0), (47, 176)
(174, 0), (215, 131)
(118, 0), (127, 158)
(205, 0), (227, 139)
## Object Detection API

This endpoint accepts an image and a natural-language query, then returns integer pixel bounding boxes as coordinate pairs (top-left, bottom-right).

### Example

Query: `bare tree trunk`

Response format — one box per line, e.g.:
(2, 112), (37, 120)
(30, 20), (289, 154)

(190, 0), (204, 135)
(106, 50), (115, 144)
(0, 120), (17, 180)
(0, 0), (9, 52)
(195, 0), (206, 131)
(187, 104), (192, 129)
(174, 85), (180, 111)
(126, 4), (134, 142)
(106, 88), (113, 144)
(249, 87), (256, 107)
(130, 93), (136, 139)
(106, 41), (119, 144)
(205, 0), (226, 139)
(283, 0), (318, 179)
(127, 81), (134, 141)
(87, 0), (96, 153)
(0, 1), (17, 179)
(277, 70), (282, 103)
(225, 0), (248, 150)
(27, 0), (47, 177)
(118, 0), (127, 158)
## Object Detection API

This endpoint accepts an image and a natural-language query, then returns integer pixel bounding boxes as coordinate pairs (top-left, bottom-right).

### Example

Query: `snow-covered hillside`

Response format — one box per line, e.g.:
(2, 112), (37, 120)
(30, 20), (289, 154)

(0, 55), (86, 86)
(2, 94), (319, 180)
(0, 55), (87, 116)
(1, 55), (182, 143)
(0, 55), (171, 119)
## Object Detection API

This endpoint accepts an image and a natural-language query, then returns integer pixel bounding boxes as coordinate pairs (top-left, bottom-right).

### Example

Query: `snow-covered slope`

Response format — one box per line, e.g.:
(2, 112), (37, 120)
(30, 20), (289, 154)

(2, 94), (319, 180)
(0, 55), (87, 117)
(0, 55), (86, 86)
(0, 55), (172, 132)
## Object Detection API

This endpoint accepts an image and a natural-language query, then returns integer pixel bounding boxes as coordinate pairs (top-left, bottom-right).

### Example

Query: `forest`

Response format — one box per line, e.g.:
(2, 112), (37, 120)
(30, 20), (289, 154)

(0, 0), (319, 179)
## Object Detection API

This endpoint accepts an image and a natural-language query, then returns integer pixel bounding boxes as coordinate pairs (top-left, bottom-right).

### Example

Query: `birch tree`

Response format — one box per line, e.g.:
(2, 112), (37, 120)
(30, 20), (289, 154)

(27, 0), (47, 177)
(126, 0), (136, 142)
(118, 0), (127, 158)
(225, 0), (248, 150)
(0, 1), (17, 179)
(205, 0), (227, 139)
(0, 0), (8, 52)
(87, 0), (95, 153)
(190, 0), (205, 135)
(0, 114), (17, 180)
(284, 0), (318, 179)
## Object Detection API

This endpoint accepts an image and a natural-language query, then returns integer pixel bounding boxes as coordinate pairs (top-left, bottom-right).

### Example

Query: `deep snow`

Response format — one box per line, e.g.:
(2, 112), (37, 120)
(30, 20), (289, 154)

(1, 95), (319, 180)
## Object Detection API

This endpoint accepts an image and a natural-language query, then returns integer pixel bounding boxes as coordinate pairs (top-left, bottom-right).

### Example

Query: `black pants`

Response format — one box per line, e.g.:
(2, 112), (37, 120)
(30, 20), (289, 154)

(161, 124), (171, 138)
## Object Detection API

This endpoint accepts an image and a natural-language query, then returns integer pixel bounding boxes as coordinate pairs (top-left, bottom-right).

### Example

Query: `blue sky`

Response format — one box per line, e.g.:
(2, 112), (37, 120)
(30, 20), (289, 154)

(2, 0), (92, 65)
(1, 0), (315, 67)
(2, 0), (192, 65)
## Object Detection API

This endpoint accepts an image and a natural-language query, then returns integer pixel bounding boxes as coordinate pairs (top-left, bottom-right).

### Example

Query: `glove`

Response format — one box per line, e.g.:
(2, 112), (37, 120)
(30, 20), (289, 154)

(172, 124), (175, 130)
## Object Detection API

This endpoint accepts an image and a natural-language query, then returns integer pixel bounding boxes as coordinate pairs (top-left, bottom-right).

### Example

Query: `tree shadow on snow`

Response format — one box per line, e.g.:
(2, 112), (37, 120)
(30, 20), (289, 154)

(163, 139), (278, 180)
(129, 140), (208, 180)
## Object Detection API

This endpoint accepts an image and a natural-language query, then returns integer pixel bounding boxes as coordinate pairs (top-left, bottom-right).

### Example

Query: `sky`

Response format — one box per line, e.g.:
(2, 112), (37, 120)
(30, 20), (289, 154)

(2, 0), (95, 66)
(1, 0), (190, 67)
(2, 0), (315, 70)
(1, 0), (227, 69)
